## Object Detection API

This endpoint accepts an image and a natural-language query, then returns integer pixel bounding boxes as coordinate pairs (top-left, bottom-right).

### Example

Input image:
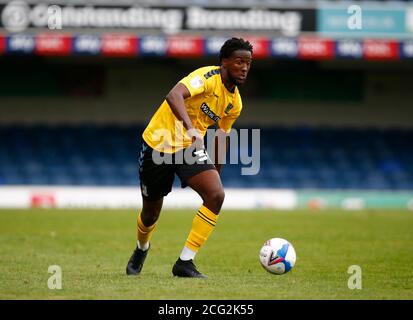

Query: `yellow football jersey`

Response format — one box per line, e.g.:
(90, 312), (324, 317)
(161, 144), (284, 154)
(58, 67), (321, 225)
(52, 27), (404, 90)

(142, 66), (243, 153)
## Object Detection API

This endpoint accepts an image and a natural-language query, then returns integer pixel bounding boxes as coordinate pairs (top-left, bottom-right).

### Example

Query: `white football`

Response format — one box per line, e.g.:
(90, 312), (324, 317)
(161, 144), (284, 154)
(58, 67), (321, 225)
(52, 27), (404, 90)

(259, 238), (296, 275)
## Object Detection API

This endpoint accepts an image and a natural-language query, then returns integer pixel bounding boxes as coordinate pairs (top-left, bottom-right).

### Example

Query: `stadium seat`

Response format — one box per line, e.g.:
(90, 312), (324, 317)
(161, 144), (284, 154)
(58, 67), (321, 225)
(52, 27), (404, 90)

(0, 125), (412, 190)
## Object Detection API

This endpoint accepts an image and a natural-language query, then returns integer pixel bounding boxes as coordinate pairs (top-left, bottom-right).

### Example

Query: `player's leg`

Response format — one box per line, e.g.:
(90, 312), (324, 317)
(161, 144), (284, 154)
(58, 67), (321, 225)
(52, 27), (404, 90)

(173, 167), (224, 278)
(126, 141), (174, 275)
(137, 197), (163, 251)
(184, 169), (224, 255)
(126, 196), (163, 275)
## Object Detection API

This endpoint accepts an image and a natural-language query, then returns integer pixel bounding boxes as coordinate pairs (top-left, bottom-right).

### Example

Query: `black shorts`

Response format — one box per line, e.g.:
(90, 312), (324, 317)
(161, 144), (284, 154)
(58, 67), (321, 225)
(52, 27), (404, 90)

(138, 140), (216, 200)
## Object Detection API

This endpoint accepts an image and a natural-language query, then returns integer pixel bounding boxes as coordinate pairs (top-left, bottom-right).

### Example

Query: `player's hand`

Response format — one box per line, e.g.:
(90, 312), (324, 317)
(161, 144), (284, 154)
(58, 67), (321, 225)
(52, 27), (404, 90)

(186, 128), (204, 150)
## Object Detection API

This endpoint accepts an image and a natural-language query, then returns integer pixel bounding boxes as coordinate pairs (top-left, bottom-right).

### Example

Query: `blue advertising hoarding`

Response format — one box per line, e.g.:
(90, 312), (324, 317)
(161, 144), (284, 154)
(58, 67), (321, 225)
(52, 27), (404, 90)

(335, 39), (363, 58)
(401, 40), (413, 58)
(73, 35), (101, 55)
(271, 38), (298, 58)
(139, 36), (167, 56)
(6, 34), (35, 54)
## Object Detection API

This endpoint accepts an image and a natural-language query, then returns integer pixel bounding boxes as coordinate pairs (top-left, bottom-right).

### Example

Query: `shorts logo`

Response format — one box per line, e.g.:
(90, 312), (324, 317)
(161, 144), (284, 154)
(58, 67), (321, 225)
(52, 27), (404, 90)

(224, 103), (234, 114)
(194, 149), (209, 162)
(141, 184), (148, 197)
(200, 102), (220, 123)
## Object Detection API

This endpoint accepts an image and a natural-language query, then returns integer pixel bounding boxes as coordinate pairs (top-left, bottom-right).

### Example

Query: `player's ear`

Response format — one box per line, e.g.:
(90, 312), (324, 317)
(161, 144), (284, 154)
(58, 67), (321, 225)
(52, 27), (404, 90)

(221, 58), (229, 69)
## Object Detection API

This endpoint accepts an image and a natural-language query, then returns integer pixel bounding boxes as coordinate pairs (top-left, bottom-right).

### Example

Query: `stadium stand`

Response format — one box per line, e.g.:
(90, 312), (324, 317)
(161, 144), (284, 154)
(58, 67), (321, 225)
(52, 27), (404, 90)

(1, 125), (412, 190)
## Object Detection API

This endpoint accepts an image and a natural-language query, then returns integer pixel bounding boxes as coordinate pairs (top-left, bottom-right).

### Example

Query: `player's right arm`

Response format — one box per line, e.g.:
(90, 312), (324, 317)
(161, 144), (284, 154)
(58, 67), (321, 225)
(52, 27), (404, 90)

(166, 68), (214, 147)
(165, 83), (193, 131)
(165, 83), (203, 147)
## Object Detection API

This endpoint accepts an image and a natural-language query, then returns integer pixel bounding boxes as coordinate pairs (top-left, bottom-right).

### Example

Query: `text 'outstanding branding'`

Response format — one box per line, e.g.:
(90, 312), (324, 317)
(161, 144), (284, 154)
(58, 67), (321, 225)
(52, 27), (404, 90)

(1, 1), (308, 35)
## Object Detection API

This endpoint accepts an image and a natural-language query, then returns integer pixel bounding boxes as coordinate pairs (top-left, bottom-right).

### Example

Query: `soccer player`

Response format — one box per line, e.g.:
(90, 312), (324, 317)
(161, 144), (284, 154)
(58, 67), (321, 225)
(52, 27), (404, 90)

(126, 38), (253, 278)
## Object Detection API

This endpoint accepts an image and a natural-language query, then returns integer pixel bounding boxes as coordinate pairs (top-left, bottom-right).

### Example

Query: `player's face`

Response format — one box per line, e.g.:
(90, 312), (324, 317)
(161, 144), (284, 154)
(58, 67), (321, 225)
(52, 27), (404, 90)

(225, 50), (252, 86)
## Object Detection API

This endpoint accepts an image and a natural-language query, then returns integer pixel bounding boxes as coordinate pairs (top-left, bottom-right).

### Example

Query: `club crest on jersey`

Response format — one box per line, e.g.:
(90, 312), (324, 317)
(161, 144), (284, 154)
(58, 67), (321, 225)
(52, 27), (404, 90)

(200, 103), (221, 123)
(224, 103), (234, 114)
(189, 75), (204, 89)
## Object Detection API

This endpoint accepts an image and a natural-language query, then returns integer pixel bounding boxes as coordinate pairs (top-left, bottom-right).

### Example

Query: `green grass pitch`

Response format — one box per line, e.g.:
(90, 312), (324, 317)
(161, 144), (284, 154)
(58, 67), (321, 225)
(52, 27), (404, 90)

(0, 208), (412, 300)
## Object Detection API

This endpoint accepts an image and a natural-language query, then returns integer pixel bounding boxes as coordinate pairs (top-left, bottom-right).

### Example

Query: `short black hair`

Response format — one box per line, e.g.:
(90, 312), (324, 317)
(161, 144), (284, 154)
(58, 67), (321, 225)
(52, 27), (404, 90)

(219, 37), (253, 63)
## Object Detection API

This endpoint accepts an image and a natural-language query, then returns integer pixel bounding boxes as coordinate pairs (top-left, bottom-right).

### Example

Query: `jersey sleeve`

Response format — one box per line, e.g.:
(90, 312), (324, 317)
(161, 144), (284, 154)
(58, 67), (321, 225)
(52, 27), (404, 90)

(179, 68), (212, 97)
(219, 96), (243, 133)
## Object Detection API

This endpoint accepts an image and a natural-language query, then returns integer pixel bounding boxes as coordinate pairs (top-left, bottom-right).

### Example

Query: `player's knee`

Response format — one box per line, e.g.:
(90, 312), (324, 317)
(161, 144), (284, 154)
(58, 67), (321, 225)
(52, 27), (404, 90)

(206, 189), (225, 213)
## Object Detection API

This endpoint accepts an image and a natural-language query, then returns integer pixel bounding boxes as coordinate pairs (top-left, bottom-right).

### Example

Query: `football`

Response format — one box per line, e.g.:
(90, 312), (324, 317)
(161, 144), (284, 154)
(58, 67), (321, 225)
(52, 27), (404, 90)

(259, 238), (296, 275)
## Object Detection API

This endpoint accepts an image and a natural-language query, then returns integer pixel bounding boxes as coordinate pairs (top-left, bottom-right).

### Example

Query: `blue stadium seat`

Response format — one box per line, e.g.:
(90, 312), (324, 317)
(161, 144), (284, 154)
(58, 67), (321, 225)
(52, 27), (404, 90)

(0, 125), (412, 190)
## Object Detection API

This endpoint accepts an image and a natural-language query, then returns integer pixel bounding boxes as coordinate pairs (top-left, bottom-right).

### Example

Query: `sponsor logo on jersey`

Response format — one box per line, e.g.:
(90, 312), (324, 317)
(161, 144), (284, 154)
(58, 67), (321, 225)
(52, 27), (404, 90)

(200, 103), (220, 122)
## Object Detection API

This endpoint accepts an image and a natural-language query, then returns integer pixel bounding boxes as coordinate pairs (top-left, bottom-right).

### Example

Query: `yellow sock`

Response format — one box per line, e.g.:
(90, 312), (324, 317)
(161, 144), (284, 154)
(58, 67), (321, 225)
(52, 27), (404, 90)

(137, 213), (156, 248)
(185, 205), (219, 252)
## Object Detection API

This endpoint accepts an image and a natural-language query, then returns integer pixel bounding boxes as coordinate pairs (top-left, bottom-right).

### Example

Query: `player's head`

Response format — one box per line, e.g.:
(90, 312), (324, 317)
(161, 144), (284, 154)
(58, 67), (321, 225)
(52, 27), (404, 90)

(219, 37), (253, 86)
